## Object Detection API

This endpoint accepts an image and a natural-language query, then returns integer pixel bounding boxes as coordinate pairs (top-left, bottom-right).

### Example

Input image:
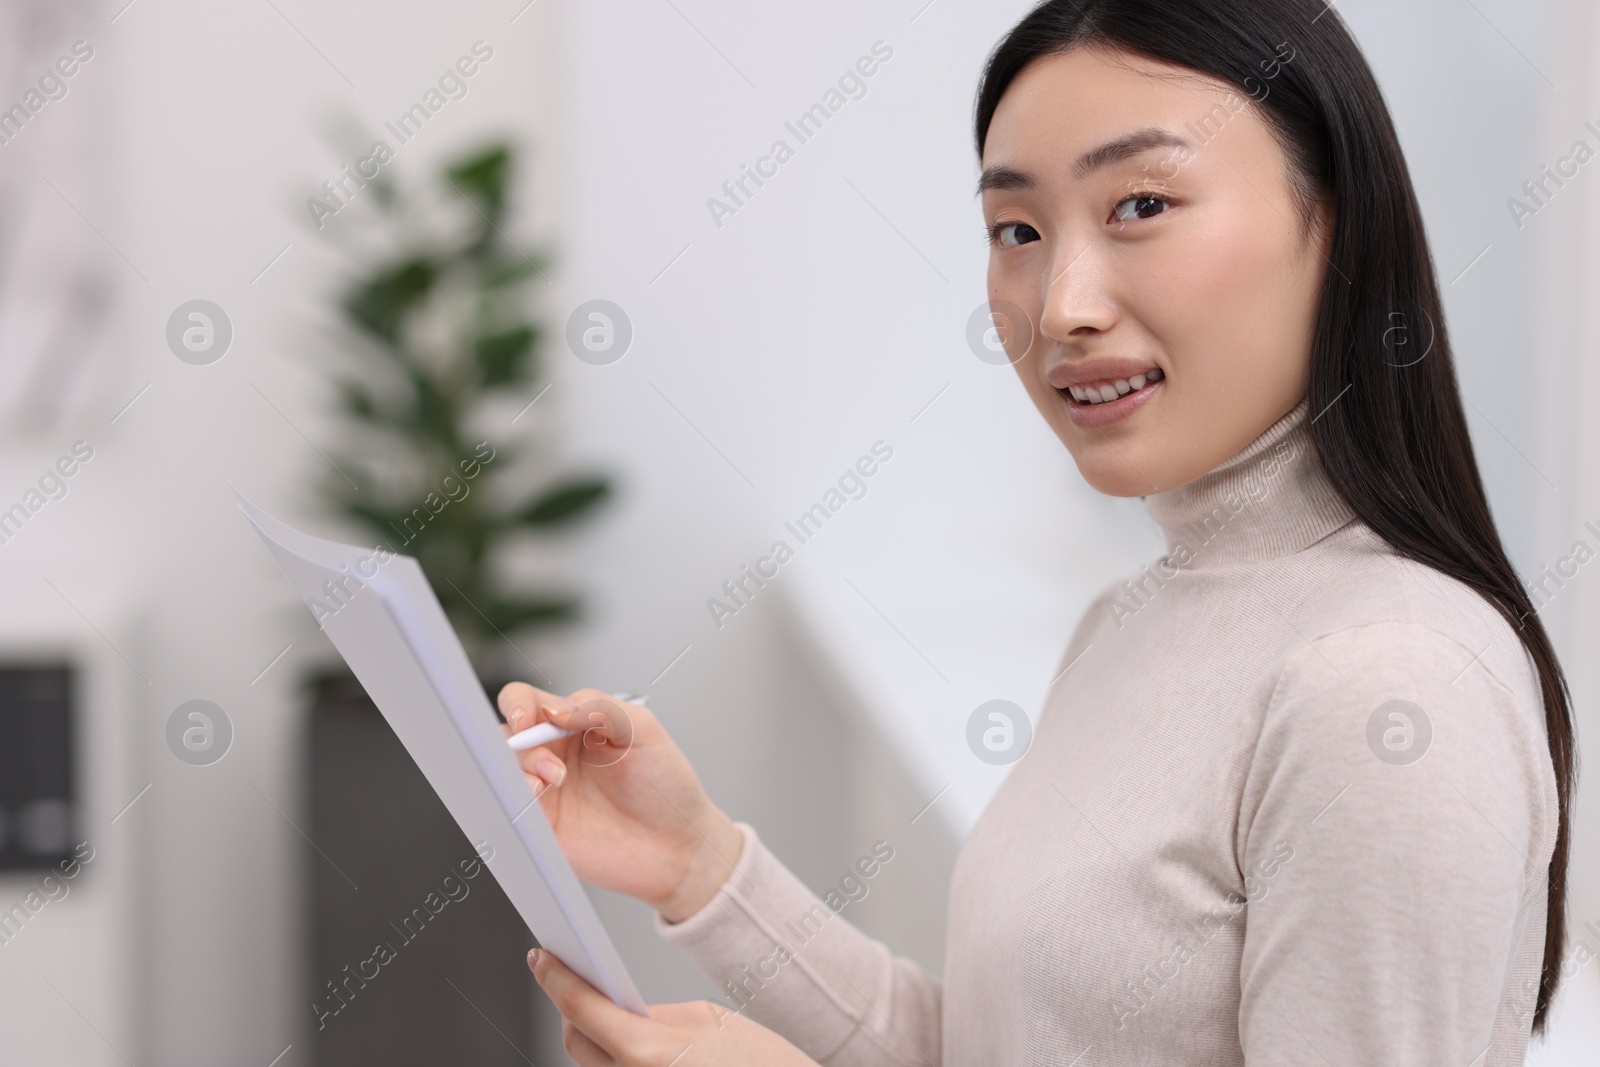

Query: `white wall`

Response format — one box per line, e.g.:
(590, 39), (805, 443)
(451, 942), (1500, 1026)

(1535, 0), (1600, 1036)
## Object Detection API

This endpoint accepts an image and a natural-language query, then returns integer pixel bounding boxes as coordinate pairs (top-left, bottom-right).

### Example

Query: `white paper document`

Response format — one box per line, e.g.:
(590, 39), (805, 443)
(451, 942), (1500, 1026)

(236, 492), (647, 1015)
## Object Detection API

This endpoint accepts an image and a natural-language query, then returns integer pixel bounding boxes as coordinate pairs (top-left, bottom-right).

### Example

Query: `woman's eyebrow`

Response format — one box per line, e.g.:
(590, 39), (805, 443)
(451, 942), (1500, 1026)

(976, 126), (1191, 196)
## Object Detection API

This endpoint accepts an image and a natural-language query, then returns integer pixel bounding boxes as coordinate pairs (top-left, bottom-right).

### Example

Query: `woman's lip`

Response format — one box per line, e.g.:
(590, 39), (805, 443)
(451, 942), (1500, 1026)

(1062, 378), (1162, 428)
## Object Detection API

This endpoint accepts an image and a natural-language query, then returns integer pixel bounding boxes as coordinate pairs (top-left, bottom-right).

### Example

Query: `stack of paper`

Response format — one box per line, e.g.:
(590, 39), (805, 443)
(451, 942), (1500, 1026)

(236, 492), (646, 1015)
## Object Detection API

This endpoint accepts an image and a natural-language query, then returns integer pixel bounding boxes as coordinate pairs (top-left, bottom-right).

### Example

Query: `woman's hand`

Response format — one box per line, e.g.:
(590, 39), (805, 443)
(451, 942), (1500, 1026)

(531, 948), (819, 1067)
(497, 683), (742, 922)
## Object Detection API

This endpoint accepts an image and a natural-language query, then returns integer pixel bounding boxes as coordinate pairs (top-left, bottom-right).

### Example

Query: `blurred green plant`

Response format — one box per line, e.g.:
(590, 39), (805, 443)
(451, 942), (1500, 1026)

(322, 141), (610, 675)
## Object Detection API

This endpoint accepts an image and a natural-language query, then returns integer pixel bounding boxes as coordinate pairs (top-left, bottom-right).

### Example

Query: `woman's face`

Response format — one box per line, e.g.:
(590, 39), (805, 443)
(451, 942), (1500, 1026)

(980, 46), (1330, 496)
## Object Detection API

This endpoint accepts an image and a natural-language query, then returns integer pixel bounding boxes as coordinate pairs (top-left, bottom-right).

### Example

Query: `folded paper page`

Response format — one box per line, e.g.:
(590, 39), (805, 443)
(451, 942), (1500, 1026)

(235, 491), (646, 1016)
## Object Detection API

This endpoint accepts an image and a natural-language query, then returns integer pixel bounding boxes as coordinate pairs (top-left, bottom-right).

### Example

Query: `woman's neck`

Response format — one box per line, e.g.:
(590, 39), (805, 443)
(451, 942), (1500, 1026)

(1140, 399), (1357, 569)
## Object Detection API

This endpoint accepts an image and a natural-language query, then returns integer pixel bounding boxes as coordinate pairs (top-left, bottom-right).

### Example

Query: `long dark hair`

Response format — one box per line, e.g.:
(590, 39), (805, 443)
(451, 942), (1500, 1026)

(975, 0), (1576, 1032)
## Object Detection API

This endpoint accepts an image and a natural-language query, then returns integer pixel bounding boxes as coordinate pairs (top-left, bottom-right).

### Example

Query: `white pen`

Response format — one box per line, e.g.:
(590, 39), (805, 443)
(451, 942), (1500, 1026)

(505, 692), (648, 751)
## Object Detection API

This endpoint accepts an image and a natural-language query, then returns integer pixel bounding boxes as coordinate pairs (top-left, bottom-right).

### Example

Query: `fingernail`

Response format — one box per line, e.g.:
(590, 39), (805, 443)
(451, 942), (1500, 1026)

(509, 705), (531, 729)
(528, 947), (541, 969)
(535, 757), (566, 787)
(545, 697), (578, 716)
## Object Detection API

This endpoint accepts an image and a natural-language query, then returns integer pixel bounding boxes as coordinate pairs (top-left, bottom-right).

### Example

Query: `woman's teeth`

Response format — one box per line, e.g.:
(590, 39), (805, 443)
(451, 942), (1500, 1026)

(1068, 367), (1163, 405)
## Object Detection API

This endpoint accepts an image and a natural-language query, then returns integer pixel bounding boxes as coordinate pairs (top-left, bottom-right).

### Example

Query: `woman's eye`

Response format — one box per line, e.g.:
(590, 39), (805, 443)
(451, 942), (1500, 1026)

(1111, 194), (1170, 222)
(988, 221), (1040, 248)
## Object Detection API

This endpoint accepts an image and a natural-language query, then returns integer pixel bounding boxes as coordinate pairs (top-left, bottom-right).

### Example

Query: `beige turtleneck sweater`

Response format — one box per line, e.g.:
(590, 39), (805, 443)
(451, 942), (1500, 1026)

(655, 400), (1559, 1066)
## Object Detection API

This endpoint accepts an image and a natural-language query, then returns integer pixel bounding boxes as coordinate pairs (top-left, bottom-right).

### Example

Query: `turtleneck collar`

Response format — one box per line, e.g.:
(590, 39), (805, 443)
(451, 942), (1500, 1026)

(1141, 398), (1358, 569)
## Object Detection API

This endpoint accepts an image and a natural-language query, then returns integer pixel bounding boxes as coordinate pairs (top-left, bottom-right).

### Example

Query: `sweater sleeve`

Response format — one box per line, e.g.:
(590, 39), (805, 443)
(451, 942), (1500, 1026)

(653, 821), (943, 1066)
(1236, 618), (1557, 1066)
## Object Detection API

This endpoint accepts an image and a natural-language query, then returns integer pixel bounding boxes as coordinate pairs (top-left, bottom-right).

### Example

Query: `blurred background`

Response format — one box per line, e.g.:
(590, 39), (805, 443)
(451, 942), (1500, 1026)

(0, 0), (1597, 1063)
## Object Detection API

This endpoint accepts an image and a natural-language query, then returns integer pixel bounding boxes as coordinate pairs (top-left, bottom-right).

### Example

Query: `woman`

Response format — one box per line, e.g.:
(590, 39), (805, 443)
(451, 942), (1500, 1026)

(505, 1), (1575, 1062)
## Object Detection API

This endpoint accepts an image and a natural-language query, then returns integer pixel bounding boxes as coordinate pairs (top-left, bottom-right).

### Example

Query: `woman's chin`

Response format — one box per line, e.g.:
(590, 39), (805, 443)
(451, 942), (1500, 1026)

(1074, 453), (1165, 498)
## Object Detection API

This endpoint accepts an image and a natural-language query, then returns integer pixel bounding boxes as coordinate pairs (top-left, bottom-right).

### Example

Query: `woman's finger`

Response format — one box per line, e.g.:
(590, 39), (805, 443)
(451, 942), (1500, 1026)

(498, 681), (578, 732)
(562, 1017), (617, 1067)
(531, 949), (657, 1059)
(564, 690), (642, 761)
(512, 743), (568, 791)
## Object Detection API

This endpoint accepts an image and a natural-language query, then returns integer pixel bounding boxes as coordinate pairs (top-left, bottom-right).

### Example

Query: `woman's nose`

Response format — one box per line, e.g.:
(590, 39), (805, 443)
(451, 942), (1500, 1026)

(1040, 243), (1118, 340)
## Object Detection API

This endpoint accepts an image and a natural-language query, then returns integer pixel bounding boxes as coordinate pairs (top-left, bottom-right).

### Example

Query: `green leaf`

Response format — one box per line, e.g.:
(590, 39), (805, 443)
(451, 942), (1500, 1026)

(368, 175), (398, 212)
(473, 326), (537, 387)
(445, 144), (512, 226)
(482, 258), (548, 290)
(343, 258), (436, 344)
(463, 438), (524, 472)
(401, 365), (462, 452)
(478, 593), (581, 632)
(337, 379), (380, 421)
(515, 476), (611, 526)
